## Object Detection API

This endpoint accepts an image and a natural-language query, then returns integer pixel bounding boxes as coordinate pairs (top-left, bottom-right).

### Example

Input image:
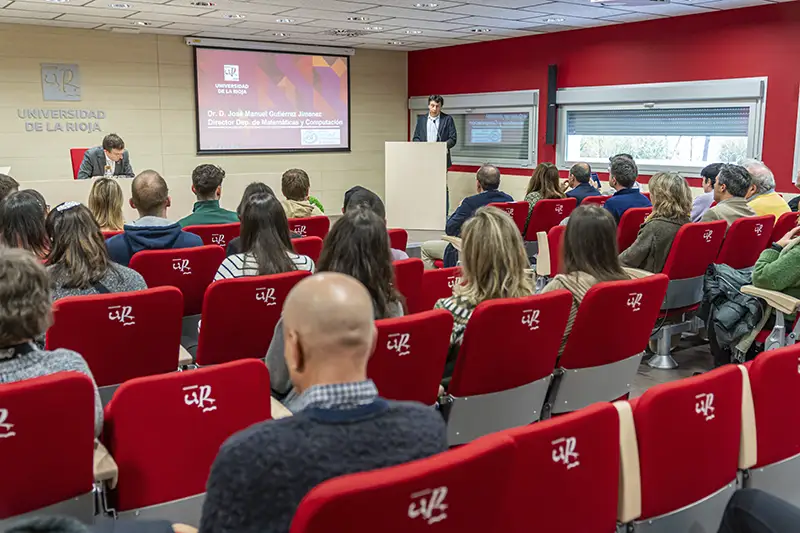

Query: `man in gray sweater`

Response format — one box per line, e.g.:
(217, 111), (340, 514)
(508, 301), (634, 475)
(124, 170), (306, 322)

(199, 273), (447, 533)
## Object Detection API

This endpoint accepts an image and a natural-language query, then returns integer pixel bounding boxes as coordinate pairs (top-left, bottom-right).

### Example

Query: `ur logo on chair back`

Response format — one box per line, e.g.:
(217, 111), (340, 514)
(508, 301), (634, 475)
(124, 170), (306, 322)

(408, 486), (448, 525)
(703, 229), (714, 243)
(294, 225), (307, 237)
(0, 408), (16, 439)
(255, 287), (277, 306)
(172, 258), (192, 275)
(108, 305), (135, 326)
(387, 333), (411, 357)
(555, 204), (564, 215)
(627, 293), (643, 312)
(447, 275), (462, 289)
(754, 223), (764, 236)
(211, 233), (226, 246)
(551, 436), (580, 469)
(521, 309), (541, 330)
(183, 385), (216, 413)
(695, 393), (715, 421)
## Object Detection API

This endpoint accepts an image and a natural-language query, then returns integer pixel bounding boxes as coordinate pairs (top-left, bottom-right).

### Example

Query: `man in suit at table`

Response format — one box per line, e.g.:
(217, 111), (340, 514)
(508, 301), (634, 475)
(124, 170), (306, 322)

(77, 133), (134, 180)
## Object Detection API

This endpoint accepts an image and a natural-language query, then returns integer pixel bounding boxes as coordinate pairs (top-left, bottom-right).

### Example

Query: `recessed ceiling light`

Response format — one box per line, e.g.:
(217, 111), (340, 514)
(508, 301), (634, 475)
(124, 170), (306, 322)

(272, 32), (289, 37)
(132, 20), (151, 25)
(413, 2), (438, 7)
(543, 17), (566, 22)
(276, 18), (295, 23)
(470, 27), (491, 33)
(347, 16), (370, 21)
(109, 3), (131, 8)
(387, 40), (406, 45)
(223, 13), (246, 19)
(190, 1), (215, 6)
(404, 29), (423, 34)
(364, 25), (384, 30)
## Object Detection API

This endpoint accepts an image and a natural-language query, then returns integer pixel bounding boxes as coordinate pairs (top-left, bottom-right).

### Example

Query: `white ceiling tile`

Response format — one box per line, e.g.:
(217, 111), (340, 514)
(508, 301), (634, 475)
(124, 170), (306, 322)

(266, 0), (381, 11)
(0, 0), (9, 6)
(355, 5), (470, 21)
(523, 2), (631, 17)
(6, 1), (134, 16)
(301, 19), (403, 30)
(0, 13), (103, 25)
(347, 16), (471, 29)
(380, 26), (462, 37)
(161, 20), (261, 32)
(165, 0), (288, 12)
(232, 20), (325, 31)
(8, 0), (94, 7)
(0, 6), (62, 17)
(365, 0), (464, 7)
(128, 10), (236, 23)
(54, 11), (172, 23)
(440, 3), (547, 19)
(616, 2), (716, 13)
(600, 11), (665, 20)
(461, 0), (554, 7)
(695, 0), (772, 8)
(82, 0), (215, 15)
(446, 16), (541, 28)
(95, 22), (186, 31)
(273, 7), (392, 21)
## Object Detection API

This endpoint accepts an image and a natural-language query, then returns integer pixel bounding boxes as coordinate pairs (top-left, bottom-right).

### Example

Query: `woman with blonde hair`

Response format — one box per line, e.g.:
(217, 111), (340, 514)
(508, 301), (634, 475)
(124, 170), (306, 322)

(523, 162), (565, 233)
(620, 172), (691, 273)
(435, 206), (532, 377)
(88, 177), (124, 232)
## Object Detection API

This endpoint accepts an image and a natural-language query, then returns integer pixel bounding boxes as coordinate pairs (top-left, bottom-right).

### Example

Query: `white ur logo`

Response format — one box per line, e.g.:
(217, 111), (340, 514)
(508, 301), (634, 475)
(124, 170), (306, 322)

(0, 408), (15, 438)
(223, 64), (239, 81)
(387, 333), (411, 356)
(695, 393), (715, 421)
(754, 224), (763, 236)
(703, 230), (714, 243)
(408, 486), (448, 525)
(627, 292), (643, 312)
(172, 258), (192, 275)
(522, 309), (540, 330)
(108, 305), (135, 326)
(555, 204), (564, 215)
(183, 385), (216, 412)
(294, 225), (307, 237)
(551, 437), (579, 469)
(211, 234), (226, 246)
(447, 275), (462, 289)
(255, 287), (277, 306)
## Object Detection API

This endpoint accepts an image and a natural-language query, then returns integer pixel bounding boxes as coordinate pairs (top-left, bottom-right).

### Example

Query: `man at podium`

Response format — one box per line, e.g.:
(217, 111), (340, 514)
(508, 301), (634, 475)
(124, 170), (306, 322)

(412, 95), (457, 168)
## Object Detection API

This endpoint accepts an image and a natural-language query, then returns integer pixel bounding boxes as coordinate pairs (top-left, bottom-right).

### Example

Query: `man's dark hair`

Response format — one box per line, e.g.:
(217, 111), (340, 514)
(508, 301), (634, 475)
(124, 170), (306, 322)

(102, 133), (125, 151)
(428, 95), (444, 106)
(344, 187), (385, 219)
(476, 164), (501, 191)
(610, 153), (634, 162)
(570, 162), (592, 184)
(0, 248), (53, 347)
(281, 169), (311, 201)
(131, 170), (169, 216)
(0, 174), (19, 202)
(609, 156), (638, 188)
(701, 163), (723, 186)
(716, 164), (752, 198)
(192, 164), (226, 199)
(0, 191), (49, 259)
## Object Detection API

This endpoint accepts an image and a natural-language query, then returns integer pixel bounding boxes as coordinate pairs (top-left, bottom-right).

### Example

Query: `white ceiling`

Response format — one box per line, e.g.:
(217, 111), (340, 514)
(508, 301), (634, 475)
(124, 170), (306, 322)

(0, 0), (788, 50)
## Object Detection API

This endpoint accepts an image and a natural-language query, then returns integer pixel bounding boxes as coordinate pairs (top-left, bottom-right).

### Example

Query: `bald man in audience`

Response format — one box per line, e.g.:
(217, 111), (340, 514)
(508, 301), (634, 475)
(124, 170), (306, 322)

(105, 170), (203, 266)
(199, 273), (447, 533)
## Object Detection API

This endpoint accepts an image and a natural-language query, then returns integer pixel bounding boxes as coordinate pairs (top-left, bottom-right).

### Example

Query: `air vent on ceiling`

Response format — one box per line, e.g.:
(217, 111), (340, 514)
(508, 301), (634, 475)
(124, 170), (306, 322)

(324, 29), (370, 37)
(592, 0), (669, 6)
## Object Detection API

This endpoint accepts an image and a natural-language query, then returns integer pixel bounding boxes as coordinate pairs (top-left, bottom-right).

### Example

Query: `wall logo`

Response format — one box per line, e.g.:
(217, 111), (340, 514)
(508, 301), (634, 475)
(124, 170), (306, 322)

(224, 65), (239, 82)
(41, 63), (81, 101)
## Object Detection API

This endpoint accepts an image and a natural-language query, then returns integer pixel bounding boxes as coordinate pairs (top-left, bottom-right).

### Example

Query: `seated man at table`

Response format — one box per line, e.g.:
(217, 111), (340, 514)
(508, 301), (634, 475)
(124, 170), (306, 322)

(421, 164), (512, 269)
(77, 133), (134, 180)
(198, 273), (447, 533)
(179, 164), (239, 227)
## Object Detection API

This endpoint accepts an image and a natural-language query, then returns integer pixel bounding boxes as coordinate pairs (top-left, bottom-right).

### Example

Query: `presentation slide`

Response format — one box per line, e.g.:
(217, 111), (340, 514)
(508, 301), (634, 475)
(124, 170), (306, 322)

(465, 113), (527, 146)
(194, 47), (350, 153)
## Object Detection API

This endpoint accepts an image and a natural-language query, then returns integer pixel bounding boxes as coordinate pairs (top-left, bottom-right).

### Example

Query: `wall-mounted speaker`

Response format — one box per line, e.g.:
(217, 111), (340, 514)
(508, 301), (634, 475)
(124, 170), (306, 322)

(545, 64), (557, 146)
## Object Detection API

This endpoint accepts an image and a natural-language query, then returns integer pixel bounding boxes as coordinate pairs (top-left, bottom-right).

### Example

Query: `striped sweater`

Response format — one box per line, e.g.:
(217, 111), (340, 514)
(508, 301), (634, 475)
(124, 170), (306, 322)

(214, 252), (314, 281)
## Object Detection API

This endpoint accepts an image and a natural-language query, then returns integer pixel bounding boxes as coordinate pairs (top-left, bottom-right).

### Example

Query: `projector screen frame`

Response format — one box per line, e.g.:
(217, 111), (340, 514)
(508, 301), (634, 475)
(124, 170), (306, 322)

(192, 44), (352, 156)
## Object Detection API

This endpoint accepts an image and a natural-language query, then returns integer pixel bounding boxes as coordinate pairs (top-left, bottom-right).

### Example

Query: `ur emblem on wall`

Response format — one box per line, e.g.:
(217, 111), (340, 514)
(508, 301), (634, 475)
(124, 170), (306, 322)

(41, 64), (81, 101)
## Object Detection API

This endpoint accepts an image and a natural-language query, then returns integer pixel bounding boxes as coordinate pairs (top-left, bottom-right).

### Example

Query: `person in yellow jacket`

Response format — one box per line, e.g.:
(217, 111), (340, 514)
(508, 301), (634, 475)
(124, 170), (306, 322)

(742, 158), (791, 219)
(280, 168), (324, 218)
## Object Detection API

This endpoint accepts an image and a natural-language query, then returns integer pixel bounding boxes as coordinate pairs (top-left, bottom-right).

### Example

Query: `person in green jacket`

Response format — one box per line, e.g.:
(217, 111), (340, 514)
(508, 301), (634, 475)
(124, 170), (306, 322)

(753, 221), (800, 300)
(178, 164), (239, 227)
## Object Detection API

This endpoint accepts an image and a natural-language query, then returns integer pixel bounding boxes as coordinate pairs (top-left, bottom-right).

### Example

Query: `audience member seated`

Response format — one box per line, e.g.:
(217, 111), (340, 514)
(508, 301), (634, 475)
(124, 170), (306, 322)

(742, 159), (791, 219)
(752, 224), (800, 299)
(542, 205), (630, 354)
(0, 248), (103, 436)
(522, 162), (566, 232)
(0, 172), (19, 202)
(215, 193), (314, 280)
(106, 170), (203, 267)
(179, 164), (239, 228)
(342, 185), (409, 261)
(692, 163), (722, 222)
(267, 207), (405, 408)
(701, 164), (756, 226)
(421, 164), (512, 269)
(46, 202), (146, 300)
(435, 206), (532, 378)
(280, 168), (324, 218)
(620, 172), (691, 273)
(226, 182), (300, 257)
(0, 190), (50, 260)
(789, 169), (800, 212)
(565, 161), (602, 207)
(199, 273), (447, 533)
(88, 177), (125, 232)
(603, 155), (651, 222)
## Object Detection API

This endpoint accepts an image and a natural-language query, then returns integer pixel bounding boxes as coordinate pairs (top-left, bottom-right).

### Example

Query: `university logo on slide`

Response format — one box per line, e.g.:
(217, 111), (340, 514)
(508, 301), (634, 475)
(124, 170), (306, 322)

(223, 64), (239, 81)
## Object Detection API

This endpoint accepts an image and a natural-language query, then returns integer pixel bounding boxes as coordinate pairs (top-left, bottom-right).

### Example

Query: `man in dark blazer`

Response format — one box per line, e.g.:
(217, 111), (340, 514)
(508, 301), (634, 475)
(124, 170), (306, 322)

(77, 133), (134, 180)
(412, 95), (457, 168)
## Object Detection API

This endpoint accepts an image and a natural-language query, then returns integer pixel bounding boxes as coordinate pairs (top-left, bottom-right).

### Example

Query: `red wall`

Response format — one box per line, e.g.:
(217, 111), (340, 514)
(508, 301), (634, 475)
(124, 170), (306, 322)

(408, 2), (800, 190)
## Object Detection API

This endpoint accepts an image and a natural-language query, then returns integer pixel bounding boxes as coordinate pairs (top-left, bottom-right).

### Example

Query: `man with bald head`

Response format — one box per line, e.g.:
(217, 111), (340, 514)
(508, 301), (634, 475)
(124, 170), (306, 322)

(565, 162), (602, 206)
(199, 273), (447, 533)
(106, 170), (202, 266)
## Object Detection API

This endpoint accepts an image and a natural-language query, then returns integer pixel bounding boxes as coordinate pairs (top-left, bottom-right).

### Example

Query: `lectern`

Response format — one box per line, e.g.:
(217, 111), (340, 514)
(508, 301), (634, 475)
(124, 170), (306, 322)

(384, 142), (447, 231)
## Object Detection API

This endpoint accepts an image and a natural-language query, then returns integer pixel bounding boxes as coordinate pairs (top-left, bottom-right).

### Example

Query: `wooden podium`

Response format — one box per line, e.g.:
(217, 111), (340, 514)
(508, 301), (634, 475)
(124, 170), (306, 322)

(384, 141), (447, 231)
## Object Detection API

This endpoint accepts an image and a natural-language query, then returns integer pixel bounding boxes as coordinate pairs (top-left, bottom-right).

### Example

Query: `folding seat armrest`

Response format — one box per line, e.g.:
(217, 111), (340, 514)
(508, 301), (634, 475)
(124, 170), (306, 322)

(441, 236), (462, 251)
(741, 285), (800, 316)
(172, 525), (198, 533)
(613, 401), (641, 524)
(737, 366), (757, 470)
(623, 267), (653, 279)
(536, 231), (551, 277)
(178, 345), (193, 367)
(270, 397), (293, 419)
(94, 440), (119, 489)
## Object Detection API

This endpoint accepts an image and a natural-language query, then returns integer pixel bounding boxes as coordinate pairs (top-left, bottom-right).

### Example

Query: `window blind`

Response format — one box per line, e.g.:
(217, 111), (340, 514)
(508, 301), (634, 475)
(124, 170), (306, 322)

(566, 107), (751, 137)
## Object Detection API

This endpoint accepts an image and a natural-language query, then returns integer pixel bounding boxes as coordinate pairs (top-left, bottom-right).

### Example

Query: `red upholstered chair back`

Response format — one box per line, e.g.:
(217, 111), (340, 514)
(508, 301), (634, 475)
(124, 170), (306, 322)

(716, 215), (775, 269)
(746, 345), (800, 468)
(547, 225), (566, 276)
(46, 287), (183, 387)
(420, 267), (461, 312)
(0, 373), (95, 519)
(184, 223), (241, 248)
(617, 207), (652, 253)
(130, 245), (225, 316)
(70, 148), (88, 180)
(642, 191), (651, 201)
(393, 258), (423, 314)
(661, 220), (727, 280)
(288, 216), (330, 239)
(102, 230), (123, 240)
(369, 309), (453, 405)
(104, 360), (272, 512)
(290, 433), (516, 533)
(632, 365), (742, 520)
(524, 198), (577, 241)
(196, 271), (311, 366)
(769, 211), (797, 246)
(450, 291), (572, 398)
(504, 403), (620, 532)
(388, 228), (408, 252)
(488, 201), (528, 235)
(291, 236), (323, 263)
(580, 195), (608, 206)
(560, 275), (669, 369)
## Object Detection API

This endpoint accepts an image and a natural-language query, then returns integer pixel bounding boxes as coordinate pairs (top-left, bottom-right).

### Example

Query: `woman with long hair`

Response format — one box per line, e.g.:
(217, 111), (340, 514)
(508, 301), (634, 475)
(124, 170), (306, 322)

(88, 177), (125, 232)
(46, 202), (146, 300)
(226, 182), (287, 257)
(542, 204), (630, 354)
(620, 172), (691, 273)
(215, 193), (313, 280)
(0, 190), (50, 259)
(523, 162), (565, 232)
(435, 206), (532, 374)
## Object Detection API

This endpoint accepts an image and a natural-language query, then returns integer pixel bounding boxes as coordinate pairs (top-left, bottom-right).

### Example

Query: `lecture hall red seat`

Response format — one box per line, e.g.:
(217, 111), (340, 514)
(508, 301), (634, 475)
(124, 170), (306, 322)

(488, 201), (528, 235)
(580, 195), (609, 206)
(70, 148), (88, 180)
(288, 216), (330, 240)
(184, 222), (241, 248)
(768, 211), (797, 247)
(523, 198), (577, 244)
(195, 271), (311, 366)
(419, 266), (461, 312)
(716, 215), (774, 269)
(445, 291), (572, 445)
(546, 225), (565, 277)
(393, 258), (424, 314)
(617, 207), (652, 253)
(46, 287), (184, 404)
(103, 359), (272, 526)
(0, 373), (95, 525)
(290, 432), (516, 533)
(369, 309), (453, 405)
(387, 228), (408, 252)
(292, 236), (323, 263)
(130, 245), (225, 316)
(102, 230), (123, 240)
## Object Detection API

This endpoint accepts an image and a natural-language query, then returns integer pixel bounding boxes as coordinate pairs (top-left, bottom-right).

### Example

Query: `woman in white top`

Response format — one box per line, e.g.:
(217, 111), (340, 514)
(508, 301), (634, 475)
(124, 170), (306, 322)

(215, 192), (314, 280)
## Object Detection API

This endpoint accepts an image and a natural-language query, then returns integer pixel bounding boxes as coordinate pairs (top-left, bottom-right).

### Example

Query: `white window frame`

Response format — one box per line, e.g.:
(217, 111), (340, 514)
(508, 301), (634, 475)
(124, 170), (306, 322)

(555, 77), (767, 176)
(409, 90), (538, 169)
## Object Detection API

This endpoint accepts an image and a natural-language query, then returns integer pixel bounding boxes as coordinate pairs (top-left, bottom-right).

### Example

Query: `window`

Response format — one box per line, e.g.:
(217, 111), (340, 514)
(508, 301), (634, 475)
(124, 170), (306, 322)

(409, 91), (538, 168)
(794, 89), (800, 184)
(556, 78), (766, 174)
